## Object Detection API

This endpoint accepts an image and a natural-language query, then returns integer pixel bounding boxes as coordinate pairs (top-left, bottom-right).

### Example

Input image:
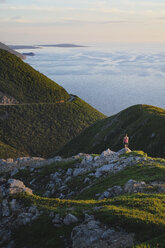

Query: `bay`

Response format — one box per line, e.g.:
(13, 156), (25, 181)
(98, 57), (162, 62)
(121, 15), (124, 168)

(19, 43), (165, 116)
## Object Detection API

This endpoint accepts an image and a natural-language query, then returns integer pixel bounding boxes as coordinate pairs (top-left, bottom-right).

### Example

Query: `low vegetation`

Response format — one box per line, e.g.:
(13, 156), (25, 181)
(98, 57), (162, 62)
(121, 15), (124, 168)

(0, 49), (69, 103)
(0, 97), (104, 158)
(58, 104), (165, 158)
(13, 192), (165, 248)
(0, 49), (105, 158)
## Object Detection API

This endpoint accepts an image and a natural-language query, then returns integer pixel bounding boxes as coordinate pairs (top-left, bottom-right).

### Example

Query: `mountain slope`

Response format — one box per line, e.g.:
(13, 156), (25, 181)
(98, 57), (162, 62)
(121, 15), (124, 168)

(0, 49), (70, 103)
(58, 104), (165, 158)
(0, 42), (25, 59)
(0, 98), (105, 158)
(0, 49), (105, 158)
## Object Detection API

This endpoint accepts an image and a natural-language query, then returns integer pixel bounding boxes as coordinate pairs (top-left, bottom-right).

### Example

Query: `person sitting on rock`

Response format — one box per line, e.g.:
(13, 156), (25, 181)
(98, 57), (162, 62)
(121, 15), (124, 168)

(123, 134), (129, 148)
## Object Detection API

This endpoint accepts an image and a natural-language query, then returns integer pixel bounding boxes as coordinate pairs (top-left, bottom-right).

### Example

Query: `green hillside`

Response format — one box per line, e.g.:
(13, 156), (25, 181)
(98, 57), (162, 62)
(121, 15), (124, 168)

(0, 49), (69, 103)
(0, 49), (105, 158)
(0, 140), (28, 159)
(58, 104), (165, 158)
(0, 97), (105, 158)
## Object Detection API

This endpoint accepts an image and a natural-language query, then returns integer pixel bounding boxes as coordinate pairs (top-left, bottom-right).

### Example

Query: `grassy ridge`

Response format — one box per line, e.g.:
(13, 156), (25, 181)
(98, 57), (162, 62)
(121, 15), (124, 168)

(0, 49), (69, 103)
(0, 49), (105, 158)
(58, 104), (165, 158)
(13, 192), (165, 248)
(0, 97), (105, 158)
(77, 152), (165, 199)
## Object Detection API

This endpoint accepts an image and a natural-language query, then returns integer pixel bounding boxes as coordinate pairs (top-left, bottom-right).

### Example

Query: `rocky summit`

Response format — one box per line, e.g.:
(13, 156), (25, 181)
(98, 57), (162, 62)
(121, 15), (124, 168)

(0, 147), (165, 248)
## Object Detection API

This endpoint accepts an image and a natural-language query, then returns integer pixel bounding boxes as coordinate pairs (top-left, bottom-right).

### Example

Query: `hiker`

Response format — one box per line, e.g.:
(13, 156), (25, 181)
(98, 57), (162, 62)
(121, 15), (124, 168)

(123, 134), (129, 148)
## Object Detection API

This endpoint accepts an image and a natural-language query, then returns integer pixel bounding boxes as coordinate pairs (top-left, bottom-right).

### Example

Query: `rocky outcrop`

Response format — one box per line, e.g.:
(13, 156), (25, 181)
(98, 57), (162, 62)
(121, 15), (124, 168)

(0, 179), (39, 247)
(71, 215), (135, 248)
(96, 179), (165, 199)
(0, 179), (33, 199)
(0, 155), (63, 173)
(0, 91), (18, 105)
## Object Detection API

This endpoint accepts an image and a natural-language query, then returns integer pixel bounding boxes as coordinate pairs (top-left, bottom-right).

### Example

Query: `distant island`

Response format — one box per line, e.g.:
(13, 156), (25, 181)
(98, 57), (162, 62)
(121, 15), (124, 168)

(8, 44), (87, 50)
(39, 44), (87, 48)
(9, 45), (40, 49)
(22, 52), (35, 56)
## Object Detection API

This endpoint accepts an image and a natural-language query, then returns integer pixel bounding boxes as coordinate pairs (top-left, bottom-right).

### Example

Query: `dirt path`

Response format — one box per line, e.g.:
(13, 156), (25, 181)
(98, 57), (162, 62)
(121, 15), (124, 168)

(0, 94), (76, 106)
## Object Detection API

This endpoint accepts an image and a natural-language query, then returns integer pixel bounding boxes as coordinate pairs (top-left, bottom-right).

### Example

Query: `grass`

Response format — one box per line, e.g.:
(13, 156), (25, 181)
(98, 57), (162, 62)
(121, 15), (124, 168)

(0, 49), (69, 103)
(0, 49), (105, 159)
(13, 214), (76, 248)
(0, 140), (28, 159)
(0, 98), (105, 159)
(77, 160), (165, 200)
(12, 192), (165, 247)
(58, 104), (165, 159)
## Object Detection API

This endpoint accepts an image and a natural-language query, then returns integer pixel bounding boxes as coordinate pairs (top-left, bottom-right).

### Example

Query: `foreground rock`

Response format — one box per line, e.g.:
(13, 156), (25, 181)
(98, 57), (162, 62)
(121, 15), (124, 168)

(0, 179), (32, 198)
(0, 179), (39, 247)
(71, 215), (135, 248)
(96, 179), (165, 199)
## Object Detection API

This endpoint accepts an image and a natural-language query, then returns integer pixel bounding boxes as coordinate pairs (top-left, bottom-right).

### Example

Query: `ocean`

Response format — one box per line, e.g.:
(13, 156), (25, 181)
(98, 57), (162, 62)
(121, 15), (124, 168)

(18, 43), (165, 116)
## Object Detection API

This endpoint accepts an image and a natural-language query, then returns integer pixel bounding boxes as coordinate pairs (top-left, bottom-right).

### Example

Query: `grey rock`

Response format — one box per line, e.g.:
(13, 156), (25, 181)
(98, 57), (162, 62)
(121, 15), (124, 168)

(66, 168), (73, 176)
(117, 148), (131, 155)
(52, 214), (63, 226)
(81, 155), (93, 165)
(63, 214), (78, 225)
(103, 191), (110, 198)
(71, 216), (135, 248)
(73, 168), (87, 177)
(100, 148), (115, 158)
(2, 199), (10, 216)
(65, 176), (72, 183)
(67, 191), (75, 199)
(10, 168), (19, 177)
(101, 229), (115, 239)
(71, 219), (104, 248)
(10, 199), (19, 212)
(50, 172), (60, 180)
(84, 177), (90, 184)
(7, 179), (33, 195)
(6, 158), (14, 163)
(95, 163), (114, 177)
(124, 179), (146, 193)
(107, 186), (123, 197)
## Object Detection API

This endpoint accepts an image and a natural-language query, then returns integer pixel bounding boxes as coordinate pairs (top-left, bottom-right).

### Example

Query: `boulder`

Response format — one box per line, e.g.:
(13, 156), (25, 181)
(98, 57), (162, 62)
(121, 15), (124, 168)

(100, 148), (115, 158)
(63, 214), (78, 225)
(66, 168), (73, 176)
(107, 186), (123, 197)
(117, 148), (131, 155)
(2, 199), (10, 216)
(71, 216), (135, 248)
(0, 179), (33, 197)
(71, 219), (103, 248)
(81, 155), (93, 165)
(95, 163), (114, 177)
(73, 168), (87, 177)
(10, 168), (19, 177)
(124, 179), (146, 193)
(52, 214), (63, 227)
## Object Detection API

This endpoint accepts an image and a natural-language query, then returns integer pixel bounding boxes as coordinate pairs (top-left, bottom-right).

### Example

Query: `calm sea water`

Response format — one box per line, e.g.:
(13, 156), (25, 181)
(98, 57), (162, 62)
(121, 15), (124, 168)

(18, 43), (165, 116)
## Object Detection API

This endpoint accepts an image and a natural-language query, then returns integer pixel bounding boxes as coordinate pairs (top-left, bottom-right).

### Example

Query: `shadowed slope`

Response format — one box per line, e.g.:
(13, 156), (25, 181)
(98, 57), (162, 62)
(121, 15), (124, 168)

(58, 104), (165, 158)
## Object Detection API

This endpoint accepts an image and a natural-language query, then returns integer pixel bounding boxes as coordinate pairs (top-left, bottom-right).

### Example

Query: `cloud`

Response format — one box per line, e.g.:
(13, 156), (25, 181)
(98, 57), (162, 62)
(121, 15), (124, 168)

(10, 16), (22, 20)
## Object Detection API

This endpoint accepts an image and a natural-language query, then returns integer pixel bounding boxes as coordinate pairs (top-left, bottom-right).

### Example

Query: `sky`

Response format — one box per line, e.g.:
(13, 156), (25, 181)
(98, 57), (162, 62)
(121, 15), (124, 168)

(0, 0), (165, 44)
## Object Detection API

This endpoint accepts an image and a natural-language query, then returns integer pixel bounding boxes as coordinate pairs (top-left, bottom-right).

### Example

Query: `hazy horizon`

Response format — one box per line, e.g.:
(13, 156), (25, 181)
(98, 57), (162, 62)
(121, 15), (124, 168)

(1, 0), (165, 44)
